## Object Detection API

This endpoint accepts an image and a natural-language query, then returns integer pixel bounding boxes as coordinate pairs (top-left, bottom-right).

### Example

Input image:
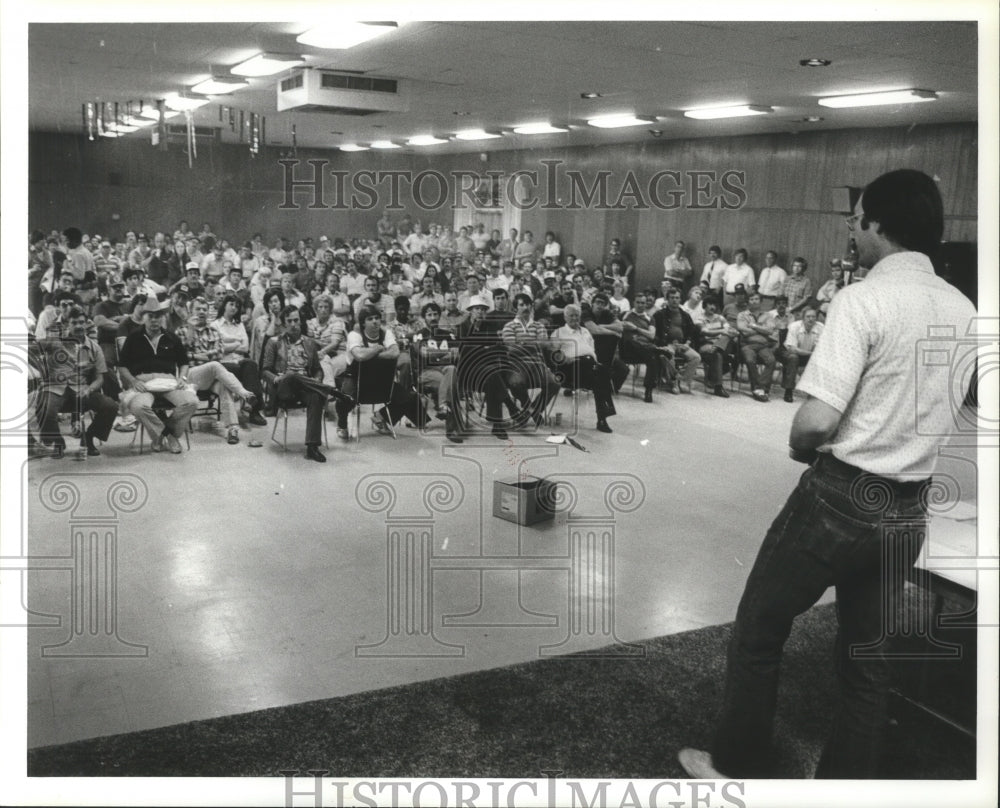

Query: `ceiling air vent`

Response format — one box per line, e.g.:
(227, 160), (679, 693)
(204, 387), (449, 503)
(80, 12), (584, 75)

(277, 68), (409, 115)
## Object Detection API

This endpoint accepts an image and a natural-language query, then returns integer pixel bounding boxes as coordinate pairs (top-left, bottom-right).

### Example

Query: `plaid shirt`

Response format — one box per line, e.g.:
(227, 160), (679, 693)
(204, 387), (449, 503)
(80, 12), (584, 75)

(181, 321), (223, 365)
(34, 334), (107, 395)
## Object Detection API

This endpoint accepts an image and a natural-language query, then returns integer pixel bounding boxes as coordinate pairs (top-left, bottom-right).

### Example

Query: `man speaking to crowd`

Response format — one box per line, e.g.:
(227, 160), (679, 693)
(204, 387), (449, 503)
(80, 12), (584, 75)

(679, 169), (978, 779)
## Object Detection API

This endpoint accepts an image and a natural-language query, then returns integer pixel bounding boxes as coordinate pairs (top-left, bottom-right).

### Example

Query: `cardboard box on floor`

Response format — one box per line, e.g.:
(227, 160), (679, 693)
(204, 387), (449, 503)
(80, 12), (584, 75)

(492, 476), (556, 526)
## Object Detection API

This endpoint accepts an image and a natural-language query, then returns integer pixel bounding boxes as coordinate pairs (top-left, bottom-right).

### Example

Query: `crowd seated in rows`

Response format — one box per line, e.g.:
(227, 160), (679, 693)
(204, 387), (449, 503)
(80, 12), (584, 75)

(28, 220), (837, 460)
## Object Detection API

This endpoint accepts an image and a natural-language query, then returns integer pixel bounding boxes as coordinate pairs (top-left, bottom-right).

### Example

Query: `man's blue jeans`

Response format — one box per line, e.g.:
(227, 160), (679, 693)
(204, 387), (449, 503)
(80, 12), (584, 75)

(711, 453), (928, 778)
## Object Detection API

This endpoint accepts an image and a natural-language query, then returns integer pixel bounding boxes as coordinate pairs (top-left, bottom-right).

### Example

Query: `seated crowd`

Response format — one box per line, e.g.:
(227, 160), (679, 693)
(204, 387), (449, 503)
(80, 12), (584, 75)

(27, 220), (838, 461)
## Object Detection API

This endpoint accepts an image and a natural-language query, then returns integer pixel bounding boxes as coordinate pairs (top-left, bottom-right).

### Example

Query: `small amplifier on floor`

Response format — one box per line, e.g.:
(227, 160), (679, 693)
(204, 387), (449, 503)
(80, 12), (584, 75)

(493, 476), (556, 526)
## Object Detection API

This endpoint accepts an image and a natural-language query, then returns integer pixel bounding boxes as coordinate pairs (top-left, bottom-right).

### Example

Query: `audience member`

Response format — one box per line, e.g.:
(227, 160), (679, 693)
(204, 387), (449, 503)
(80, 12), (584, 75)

(736, 292), (779, 402)
(551, 304), (615, 433)
(756, 251), (787, 310)
(262, 306), (338, 462)
(501, 293), (561, 427)
(118, 297), (199, 454)
(34, 306), (118, 458)
(654, 287), (701, 394)
(780, 306), (823, 402)
(413, 302), (463, 443)
(696, 296), (735, 398)
(335, 305), (426, 439)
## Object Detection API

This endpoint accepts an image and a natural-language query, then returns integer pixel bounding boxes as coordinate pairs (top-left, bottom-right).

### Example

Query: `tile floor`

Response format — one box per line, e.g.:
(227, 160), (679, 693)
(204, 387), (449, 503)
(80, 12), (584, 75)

(20, 381), (976, 748)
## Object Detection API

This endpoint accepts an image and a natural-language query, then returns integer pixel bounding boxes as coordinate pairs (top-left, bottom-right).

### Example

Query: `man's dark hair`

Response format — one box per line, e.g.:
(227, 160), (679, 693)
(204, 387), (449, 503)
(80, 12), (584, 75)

(861, 169), (943, 256)
(358, 305), (382, 323)
(63, 227), (83, 247)
(54, 290), (79, 304)
(278, 305), (300, 325)
(66, 306), (87, 322)
(421, 302), (441, 317)
(128, 293), (148, 313)
(512, 292), (533, 308)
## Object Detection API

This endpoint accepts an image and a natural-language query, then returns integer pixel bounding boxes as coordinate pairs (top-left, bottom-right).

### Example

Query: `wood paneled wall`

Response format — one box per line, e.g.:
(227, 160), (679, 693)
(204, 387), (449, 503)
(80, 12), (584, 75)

(30, 122), (976, 293)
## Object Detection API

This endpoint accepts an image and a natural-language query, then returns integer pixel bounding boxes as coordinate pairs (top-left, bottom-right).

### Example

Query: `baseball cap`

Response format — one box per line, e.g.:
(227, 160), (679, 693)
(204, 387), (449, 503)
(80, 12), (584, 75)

(573, 259), (585, 267)
(464, 295), (490, 311)
(543, 271), (556, 280)
(734, 283), (747, 294)
(185, 261), (201, 271)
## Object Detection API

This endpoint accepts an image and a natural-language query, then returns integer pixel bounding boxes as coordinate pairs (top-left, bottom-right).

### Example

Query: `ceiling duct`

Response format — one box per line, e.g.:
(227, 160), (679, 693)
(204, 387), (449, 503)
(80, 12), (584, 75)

(276, 68), (410, 116)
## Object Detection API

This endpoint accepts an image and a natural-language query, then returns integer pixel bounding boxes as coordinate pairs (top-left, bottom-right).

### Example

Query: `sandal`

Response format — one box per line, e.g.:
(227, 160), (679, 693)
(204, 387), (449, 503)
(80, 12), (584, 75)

(227, 428), (240, 445)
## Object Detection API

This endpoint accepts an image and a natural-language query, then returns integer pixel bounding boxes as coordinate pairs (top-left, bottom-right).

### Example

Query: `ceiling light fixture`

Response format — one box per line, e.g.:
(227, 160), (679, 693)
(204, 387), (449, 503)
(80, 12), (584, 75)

(801, 115), (824, 122)
(164, 95), (210, 112)
(137, 107), (180, 121)
(512, 123), (568, 135)
(587, 114), (656, 129)
(580, 92), (603, 99)
(453, 129), (502, 141)
(297, 22), (397, 50)
(339, 143), (368, 152)
(231, 53), (305, 77)
(407, 135), (448, 146)
(684, 104), (773, 119)
(370, 140), (400, 149)
(799, 58), (832, 67)
(817, 88), (938, 108)
(191, 76), (250, 95)
(122, 115), (156, 128)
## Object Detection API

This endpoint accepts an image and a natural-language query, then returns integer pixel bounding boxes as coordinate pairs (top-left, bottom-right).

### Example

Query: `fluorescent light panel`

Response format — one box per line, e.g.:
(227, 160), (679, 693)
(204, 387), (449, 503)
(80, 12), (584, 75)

(454, 129), (502, 141)
(512, 123), (568, 135)
(684, 104), (773, 120)
(231, 53), (305, 77)
(164, 95), (210, 111)
(370, 140), (400, 149)
(122, 115), (156, 128)
(587, 114), (655, 129)
(297, 22), (397, 50)
(407, 135), (448, 146)
(137, 107), (180, 121)
(818, 89), (938, 108)
(340, 144), (368, 152)
(192, 77), (249, 95)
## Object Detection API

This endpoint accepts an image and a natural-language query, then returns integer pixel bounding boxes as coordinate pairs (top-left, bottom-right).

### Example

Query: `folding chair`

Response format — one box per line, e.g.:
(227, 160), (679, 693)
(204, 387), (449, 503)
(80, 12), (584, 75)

(131, 394), (193, 453)
(353, 357), (398, 442)
(270, 396), (330, 451)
